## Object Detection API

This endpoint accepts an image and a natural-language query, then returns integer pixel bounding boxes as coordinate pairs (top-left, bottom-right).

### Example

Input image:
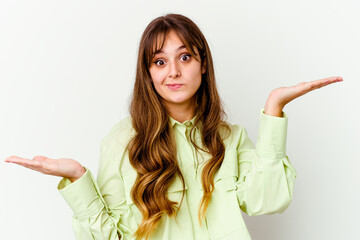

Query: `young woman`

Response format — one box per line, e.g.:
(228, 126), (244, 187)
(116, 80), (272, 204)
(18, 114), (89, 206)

(5, 13), (342, 240)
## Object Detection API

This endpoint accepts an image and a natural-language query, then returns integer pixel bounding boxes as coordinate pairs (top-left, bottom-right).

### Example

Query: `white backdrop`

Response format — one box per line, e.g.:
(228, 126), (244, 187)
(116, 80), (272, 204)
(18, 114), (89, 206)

(1, 0), (359, 239)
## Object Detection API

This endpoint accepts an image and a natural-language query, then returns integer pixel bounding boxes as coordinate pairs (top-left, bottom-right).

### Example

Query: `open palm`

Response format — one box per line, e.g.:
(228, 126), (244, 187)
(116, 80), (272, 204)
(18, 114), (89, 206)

(4, 155), (86, 182)
(264, 76), (343, 116)
(271, 76), (343, 107)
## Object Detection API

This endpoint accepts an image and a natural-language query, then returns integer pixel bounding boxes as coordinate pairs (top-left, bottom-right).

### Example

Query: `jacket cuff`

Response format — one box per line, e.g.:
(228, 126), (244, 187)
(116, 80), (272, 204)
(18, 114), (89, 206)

(256, 108), (288, 159)
(57, 167), (104, 219)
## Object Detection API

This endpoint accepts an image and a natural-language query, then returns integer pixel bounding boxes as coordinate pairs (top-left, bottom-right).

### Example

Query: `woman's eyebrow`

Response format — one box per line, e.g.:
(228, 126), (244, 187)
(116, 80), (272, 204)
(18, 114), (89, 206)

(154, 45), (186, 56)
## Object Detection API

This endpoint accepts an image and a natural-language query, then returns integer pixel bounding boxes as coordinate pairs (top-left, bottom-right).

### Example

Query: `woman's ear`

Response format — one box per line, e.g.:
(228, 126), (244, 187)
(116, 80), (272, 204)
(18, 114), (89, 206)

(201, 58), (206, 74)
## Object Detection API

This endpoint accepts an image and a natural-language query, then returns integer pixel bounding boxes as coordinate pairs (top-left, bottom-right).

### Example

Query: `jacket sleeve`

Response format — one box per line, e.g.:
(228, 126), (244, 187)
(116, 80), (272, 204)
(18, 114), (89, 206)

(235, 109), (297, 216)
(57, 138), (129, 240)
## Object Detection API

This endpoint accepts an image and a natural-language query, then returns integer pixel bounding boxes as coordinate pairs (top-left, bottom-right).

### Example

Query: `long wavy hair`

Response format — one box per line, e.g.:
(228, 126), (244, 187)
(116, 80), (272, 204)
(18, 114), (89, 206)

(127, 13), (231, 240)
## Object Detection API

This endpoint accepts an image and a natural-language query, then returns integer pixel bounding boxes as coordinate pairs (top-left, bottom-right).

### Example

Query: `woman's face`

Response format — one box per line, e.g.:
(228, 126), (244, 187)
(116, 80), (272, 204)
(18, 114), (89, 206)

(149, 30), (205, 110)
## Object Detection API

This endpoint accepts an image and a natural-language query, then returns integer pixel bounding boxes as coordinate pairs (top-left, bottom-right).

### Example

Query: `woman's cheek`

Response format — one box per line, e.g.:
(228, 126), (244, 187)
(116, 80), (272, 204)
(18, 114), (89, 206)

(153, 72), (165, 85)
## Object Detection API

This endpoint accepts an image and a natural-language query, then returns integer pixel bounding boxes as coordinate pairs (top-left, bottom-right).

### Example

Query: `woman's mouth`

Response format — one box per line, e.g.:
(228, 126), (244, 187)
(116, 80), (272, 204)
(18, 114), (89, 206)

(166, 84), (183, 90)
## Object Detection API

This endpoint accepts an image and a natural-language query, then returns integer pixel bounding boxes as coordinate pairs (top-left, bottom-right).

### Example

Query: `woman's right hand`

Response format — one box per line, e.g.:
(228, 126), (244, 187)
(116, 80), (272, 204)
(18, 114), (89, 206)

(4, 155), (86, 183)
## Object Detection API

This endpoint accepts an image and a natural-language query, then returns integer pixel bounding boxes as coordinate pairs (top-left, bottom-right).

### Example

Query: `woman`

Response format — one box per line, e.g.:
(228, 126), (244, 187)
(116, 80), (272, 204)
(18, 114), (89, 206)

(5, 13), (342, 240)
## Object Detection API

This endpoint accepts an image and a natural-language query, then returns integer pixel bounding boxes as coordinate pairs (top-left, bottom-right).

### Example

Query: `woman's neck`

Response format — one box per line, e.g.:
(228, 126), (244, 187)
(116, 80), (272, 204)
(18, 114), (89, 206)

(164, 99), (196, 124)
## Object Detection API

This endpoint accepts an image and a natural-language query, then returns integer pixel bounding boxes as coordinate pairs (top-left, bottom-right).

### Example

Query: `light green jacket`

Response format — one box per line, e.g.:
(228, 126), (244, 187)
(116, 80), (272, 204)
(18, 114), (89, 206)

(57, 109), (297, 240)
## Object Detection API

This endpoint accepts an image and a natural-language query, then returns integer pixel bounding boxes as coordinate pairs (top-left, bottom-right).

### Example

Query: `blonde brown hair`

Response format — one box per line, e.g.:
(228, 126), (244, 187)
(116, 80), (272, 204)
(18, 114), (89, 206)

(127, 13), (231, 240)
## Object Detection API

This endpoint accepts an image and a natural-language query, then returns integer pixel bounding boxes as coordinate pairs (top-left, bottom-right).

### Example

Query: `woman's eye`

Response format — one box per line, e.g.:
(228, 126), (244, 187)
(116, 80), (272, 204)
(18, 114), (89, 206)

(154, 60), (164, 66)
(181, 54), (191, 61)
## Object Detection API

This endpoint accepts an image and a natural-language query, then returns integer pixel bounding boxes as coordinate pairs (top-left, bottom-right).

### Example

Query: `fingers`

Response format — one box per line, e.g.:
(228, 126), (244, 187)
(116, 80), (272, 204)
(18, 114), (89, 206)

(4, 155), (48, 172)
(311, 76), (343, 87)
(299, 76), (343, 93)
(5, 156), (33, 165)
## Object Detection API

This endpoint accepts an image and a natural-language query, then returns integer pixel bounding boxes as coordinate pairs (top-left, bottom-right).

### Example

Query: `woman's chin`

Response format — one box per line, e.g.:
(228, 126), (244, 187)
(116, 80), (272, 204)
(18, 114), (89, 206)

(163, 97), (193, 106)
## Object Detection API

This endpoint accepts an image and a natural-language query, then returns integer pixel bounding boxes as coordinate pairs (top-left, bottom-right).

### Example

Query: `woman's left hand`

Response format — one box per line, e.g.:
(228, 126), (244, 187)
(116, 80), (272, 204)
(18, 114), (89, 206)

(264, 76), (343, 117)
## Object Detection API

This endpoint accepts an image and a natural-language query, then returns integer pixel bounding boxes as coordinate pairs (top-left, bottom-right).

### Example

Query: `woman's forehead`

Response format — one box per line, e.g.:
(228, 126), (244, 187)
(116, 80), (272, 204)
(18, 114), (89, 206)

(151, 31), (182, 52)
(151, 31), (198, 56)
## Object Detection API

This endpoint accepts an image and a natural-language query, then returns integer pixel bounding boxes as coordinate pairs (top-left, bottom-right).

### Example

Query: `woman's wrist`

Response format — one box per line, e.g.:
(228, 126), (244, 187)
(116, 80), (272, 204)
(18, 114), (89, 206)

(264, 101), (284, 117)
(68, 167), (87, 183)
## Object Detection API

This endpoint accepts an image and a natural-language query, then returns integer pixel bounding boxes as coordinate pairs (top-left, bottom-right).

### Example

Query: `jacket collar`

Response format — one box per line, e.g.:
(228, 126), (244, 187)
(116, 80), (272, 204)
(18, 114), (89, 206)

(169, 114), (202, 131)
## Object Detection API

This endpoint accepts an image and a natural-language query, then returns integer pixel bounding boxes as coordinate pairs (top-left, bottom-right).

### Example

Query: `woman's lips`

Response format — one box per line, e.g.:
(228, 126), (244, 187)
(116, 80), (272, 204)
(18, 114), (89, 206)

(166, 84), (183, 90)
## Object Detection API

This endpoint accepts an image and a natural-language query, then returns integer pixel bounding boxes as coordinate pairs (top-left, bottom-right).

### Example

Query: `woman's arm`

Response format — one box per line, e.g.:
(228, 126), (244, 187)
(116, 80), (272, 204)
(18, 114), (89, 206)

(235, 76), (343, 216)
(235, 110), (296, 216)
(4, 123), (131, 239)
(58, 166), (124, 239)
(57, 133), (131, 240)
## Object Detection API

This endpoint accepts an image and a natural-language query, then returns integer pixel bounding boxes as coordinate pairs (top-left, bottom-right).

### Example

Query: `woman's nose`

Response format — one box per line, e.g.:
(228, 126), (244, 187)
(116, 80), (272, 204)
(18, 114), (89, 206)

(168, 61), (181, 78)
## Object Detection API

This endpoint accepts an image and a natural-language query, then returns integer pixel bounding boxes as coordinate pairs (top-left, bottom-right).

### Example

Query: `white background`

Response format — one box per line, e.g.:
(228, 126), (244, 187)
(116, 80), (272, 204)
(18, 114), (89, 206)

(1, 0), (359, 239)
